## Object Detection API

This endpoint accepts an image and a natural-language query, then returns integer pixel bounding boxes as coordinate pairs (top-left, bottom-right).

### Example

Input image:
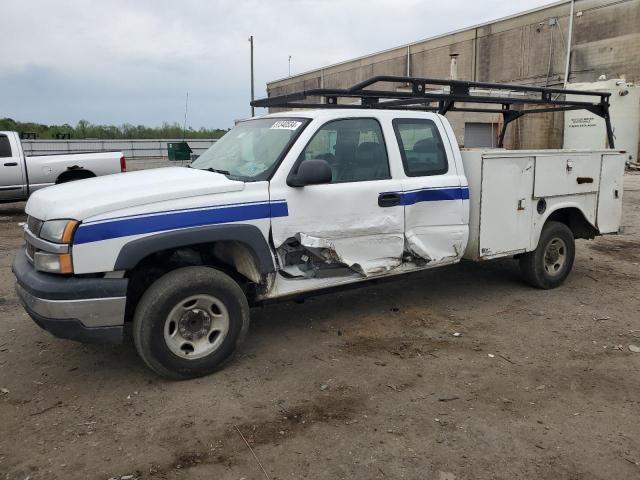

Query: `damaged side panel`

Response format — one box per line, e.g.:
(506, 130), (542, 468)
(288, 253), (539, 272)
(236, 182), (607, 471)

(270, 180), (407, 279)
(404, 226), (468, 265)
(277, 231), (405, 278)
(269, 188), (466, 282)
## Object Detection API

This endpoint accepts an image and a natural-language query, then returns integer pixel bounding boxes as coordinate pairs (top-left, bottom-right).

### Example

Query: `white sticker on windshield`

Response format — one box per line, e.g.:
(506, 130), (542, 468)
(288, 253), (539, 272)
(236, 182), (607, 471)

(270, 120), (302, 130)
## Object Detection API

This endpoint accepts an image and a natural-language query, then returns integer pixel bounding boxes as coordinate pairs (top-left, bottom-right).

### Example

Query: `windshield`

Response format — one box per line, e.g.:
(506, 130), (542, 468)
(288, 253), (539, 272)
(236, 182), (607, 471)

(191, 117), (310, 181)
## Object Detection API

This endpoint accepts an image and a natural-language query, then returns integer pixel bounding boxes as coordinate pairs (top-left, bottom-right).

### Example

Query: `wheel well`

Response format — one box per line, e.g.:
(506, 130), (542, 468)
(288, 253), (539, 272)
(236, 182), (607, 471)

(123, 241), (263, 322)
(56, 169), (95, 184)
(545, 207), (598, 239)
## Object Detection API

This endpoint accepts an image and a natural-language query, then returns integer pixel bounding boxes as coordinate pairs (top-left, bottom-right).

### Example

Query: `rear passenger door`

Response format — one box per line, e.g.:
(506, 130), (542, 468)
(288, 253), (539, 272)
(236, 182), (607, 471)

(392, 118), (468, 265)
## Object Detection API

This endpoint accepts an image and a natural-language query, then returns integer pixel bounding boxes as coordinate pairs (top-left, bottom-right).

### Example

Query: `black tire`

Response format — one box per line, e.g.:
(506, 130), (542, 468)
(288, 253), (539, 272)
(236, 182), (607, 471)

(519, 221), (575, 289)
(132, 266), (250, 379)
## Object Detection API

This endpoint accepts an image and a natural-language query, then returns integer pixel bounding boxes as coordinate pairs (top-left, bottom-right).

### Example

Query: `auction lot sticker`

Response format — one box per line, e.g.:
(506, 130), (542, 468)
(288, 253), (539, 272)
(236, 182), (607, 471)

(271, 120), (302, 130)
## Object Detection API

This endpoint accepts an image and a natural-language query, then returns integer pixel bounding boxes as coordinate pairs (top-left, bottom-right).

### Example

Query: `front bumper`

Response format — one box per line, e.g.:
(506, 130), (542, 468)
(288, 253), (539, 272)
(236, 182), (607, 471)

(12, 249), (128, 344)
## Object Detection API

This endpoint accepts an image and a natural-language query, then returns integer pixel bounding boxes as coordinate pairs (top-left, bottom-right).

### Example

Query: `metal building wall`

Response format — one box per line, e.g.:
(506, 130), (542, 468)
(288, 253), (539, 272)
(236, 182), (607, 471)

(266, 0), (640, 150)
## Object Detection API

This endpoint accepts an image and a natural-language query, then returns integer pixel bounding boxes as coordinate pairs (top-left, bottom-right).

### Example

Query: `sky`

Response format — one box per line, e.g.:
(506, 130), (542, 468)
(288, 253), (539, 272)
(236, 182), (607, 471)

(0, 0), (559, 129)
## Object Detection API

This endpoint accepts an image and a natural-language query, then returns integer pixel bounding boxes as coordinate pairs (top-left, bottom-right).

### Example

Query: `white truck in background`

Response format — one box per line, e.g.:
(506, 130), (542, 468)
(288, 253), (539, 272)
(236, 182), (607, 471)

(12, 77), (626, 379)
(0, 131), (126, 203)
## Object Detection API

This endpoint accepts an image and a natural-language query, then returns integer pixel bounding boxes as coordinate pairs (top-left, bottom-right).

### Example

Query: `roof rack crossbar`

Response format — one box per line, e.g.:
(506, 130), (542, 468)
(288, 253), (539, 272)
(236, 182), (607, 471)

(252, 75), (614, 148)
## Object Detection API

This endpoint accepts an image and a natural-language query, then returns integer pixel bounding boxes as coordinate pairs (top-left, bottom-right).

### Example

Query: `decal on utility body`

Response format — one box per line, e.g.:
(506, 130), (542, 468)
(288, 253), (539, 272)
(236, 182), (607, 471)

(73, 200), (288, 245)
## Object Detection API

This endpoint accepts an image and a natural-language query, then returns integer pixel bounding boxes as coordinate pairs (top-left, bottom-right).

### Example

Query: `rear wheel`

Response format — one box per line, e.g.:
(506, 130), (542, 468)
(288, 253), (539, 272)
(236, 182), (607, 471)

(132, 266), (250, 379)
(519, 221), (575, 289)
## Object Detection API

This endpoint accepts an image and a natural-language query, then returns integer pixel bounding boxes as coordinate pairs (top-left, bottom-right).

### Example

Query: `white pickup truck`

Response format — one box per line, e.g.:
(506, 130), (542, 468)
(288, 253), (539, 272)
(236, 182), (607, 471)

(0, 131), (126, 202)
(12, 77), (625, 379)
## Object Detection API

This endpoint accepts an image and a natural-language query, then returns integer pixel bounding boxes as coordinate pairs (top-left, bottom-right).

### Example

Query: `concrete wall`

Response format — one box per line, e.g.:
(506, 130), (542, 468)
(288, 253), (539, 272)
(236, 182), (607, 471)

(267, 0), (640, 150)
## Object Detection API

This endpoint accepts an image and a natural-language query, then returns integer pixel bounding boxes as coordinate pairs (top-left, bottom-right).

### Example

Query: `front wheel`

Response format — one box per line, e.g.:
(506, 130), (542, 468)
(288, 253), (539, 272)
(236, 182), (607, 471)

(133, 266), (250, 379)
(519, 221), (575, 289)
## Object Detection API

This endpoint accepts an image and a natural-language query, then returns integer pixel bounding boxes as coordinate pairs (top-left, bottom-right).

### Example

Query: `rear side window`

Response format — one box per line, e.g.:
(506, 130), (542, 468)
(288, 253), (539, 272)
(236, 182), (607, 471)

(0, 135), (12, 158)
(298, 118), (390, 183)
(393, 119), (448, 176)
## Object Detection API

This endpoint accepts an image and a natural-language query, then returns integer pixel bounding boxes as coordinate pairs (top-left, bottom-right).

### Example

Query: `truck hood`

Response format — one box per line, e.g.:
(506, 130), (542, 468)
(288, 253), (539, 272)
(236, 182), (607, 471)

(26, 167), (245, 221)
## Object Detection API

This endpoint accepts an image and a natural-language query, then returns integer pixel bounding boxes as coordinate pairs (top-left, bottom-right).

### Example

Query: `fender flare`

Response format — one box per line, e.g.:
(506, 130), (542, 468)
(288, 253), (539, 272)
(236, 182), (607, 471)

(113, 224), (275, 274)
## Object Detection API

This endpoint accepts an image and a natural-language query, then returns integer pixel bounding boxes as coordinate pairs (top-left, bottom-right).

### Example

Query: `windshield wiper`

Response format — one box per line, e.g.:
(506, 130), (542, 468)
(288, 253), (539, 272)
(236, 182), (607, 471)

(205, 167), (230, 175)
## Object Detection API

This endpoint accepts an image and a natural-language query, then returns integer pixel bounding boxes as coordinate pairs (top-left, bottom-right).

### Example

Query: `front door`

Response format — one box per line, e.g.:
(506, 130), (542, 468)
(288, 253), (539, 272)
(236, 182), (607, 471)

(0, 133), (26, 201)
(270, 117), (404, 277)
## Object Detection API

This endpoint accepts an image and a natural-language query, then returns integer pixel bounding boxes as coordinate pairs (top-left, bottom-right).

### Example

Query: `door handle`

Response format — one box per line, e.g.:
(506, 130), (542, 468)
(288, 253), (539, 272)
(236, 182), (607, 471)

(378, 193), (401, 207)
(3, 162), (18, 167)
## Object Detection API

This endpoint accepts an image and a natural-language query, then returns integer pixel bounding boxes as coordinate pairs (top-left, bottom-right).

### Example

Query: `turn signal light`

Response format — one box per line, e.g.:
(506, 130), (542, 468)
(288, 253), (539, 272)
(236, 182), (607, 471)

(34, 252), (74, 274)
(62, 220), (79, 243)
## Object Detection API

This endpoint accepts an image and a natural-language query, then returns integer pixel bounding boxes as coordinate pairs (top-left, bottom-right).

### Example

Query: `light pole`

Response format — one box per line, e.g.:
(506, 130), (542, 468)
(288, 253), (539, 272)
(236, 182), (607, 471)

(288, 55), (292, 77)
(563, 0), (575, 88)
(249, 35), (255, 117)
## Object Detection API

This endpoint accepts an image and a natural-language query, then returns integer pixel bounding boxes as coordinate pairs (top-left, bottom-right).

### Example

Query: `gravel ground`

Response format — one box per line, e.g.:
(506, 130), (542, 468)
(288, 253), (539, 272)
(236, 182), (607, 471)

(1, 174), (639, 480)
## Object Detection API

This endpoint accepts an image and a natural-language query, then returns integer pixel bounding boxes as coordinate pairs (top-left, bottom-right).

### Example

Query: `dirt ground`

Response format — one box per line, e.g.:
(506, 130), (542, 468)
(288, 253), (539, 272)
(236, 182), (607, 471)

(1, 174), (639, 480)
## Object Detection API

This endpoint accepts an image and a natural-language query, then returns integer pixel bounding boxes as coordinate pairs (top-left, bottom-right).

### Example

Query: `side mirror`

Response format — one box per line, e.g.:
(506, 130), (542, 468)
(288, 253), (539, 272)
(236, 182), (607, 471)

(288, 159), (332, 187)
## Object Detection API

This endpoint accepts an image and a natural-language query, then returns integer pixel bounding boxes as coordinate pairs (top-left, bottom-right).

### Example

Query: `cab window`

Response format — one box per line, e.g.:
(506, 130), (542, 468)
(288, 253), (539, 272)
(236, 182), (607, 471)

(0, 135), (12, 158)
(299, 118), (390, 183)
(393, 119), (448, 176)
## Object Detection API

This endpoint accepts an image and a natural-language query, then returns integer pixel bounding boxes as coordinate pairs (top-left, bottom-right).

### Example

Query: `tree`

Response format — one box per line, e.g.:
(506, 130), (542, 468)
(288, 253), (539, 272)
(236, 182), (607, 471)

(0, 118), (228, 139)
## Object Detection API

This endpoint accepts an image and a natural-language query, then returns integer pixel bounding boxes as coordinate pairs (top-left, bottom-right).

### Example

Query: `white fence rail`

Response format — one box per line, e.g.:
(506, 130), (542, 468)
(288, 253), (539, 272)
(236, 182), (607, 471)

(20, 138), (217, 159)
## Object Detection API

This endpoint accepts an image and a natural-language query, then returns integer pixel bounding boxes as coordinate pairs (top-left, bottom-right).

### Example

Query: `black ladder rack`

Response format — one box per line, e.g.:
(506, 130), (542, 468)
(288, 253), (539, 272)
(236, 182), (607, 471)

(251, 75), (614, 148)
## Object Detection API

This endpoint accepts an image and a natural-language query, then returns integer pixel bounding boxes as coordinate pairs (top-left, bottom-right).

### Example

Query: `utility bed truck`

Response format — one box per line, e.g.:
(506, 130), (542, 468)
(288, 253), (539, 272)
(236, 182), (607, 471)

(0, 131), (125, 202)
(12, 77), (625, 379)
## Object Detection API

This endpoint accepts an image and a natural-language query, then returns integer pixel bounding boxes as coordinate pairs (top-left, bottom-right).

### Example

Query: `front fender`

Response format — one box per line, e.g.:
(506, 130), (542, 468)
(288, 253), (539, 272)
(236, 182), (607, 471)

(113, 223), (276, 274)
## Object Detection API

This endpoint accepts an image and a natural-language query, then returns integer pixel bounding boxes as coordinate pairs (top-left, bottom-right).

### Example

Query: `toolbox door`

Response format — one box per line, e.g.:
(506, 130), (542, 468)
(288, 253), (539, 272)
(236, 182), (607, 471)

(533, 154), (601, 198)
(596, 153), (625, 233)
(479, 156), (534, 258)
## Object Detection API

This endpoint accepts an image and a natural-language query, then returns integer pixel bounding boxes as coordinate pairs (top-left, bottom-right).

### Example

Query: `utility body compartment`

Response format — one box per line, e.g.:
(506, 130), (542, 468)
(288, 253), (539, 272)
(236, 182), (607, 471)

(461, 149), (626, 261)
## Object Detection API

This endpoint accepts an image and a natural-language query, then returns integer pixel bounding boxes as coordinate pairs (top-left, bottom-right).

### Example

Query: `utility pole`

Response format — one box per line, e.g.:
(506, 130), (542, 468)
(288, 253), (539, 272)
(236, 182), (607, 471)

(563, 0), (575, 88)
(288, 55), (292, 77)
(249, 35), (255, 117)
(182, 92), (189, 140)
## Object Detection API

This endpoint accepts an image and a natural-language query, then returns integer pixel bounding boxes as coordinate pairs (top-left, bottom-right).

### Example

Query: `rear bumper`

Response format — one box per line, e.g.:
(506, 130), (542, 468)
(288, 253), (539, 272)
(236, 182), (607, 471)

(12, 249), (128, 344)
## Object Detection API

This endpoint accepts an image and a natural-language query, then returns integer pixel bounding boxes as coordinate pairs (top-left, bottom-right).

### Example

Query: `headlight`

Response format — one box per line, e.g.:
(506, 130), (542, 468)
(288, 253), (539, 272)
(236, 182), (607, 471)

(33, 219), (77, 273)
(39, 219), (78, 244)
(34, 252), (73, 274)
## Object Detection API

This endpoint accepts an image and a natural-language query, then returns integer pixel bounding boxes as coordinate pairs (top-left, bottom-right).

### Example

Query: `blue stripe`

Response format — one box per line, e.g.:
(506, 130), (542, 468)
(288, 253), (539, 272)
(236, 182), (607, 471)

(269, 201), (289, 218)
(398, 186), (469, 206)
(74, 201), (287, 245)
(72, 186), (466, 245)
(84, 199), (284, 224)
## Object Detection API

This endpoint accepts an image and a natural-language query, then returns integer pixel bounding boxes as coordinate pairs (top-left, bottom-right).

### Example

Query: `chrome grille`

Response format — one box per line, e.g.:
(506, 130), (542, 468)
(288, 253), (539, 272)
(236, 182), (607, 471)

(27, 216), (43, 236)
(25, 216), (42, 265)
